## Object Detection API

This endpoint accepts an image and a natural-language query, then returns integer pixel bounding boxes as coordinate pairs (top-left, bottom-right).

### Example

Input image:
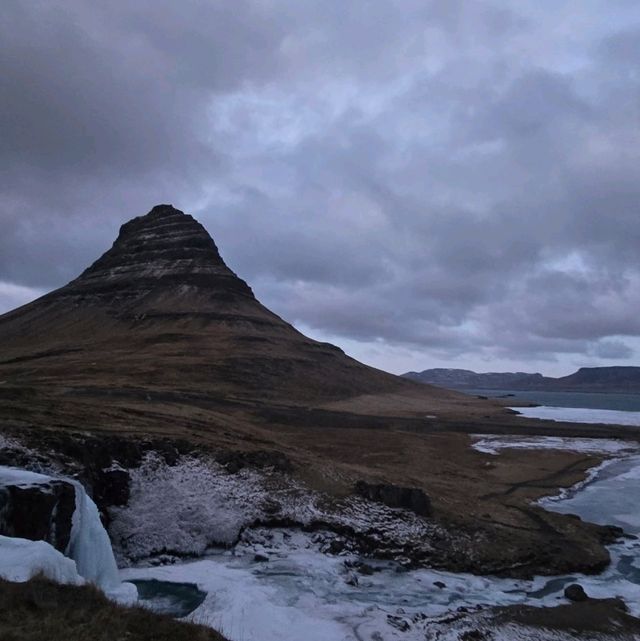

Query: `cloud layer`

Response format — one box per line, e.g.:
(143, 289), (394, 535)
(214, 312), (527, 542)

(2, 0), (639, 375)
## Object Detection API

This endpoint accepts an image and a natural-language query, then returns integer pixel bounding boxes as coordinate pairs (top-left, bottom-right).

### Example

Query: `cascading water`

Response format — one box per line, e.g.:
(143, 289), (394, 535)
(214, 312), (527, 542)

(0, 466), (136, 602)
(66, 479), (124, 590)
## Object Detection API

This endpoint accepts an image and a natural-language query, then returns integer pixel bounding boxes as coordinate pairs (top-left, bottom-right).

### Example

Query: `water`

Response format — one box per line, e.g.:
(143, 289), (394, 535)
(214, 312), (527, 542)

(130, 579), (206, 617)
(461, 388), (640, 411)
(540, 454), (640, 534)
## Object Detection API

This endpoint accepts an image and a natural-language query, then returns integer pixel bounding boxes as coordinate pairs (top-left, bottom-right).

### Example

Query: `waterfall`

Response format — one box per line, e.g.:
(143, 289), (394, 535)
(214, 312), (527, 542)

(66, 480), (121, 590)
(0, 465), (136, 602)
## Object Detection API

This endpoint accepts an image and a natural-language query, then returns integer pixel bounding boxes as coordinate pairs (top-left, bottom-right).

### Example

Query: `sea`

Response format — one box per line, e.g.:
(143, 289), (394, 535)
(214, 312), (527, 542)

(458, 388), (640, 412)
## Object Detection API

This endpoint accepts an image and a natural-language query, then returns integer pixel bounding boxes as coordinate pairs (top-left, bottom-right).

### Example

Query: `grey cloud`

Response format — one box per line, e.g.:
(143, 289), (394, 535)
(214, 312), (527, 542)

(2, 1), (640, 374)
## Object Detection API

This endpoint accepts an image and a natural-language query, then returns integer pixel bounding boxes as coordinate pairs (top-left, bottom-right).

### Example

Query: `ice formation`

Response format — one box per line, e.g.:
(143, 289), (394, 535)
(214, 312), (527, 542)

(66, 479), (120, 588)
(0, 466), (136, 602)
(0, 535), (84, 585)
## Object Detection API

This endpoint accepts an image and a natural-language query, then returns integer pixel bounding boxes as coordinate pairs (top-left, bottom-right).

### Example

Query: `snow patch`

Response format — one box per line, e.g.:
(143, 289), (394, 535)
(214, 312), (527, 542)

(0, 535), (84, 585)
(472, 435), (638, 456)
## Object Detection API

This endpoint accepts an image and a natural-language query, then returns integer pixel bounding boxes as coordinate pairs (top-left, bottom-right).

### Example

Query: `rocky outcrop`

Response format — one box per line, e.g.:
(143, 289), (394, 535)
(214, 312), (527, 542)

(354, 481), (432, 517)
(564, 583), (589, 602)
(0, 480), (76, 552)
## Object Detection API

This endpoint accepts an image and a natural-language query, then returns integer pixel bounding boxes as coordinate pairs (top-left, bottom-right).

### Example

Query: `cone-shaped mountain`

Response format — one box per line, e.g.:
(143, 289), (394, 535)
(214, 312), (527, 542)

(0, 205), (502, 437)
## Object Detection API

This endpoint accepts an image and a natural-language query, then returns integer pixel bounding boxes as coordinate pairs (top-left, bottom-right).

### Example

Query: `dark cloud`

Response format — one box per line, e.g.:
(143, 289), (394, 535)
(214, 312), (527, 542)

(2, 0), (639, 375)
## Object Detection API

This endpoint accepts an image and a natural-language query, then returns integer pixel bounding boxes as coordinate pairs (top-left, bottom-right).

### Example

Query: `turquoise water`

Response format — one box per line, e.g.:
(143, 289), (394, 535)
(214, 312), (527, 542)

(130, 578), (207, 617)
(461, 388), (640, 411)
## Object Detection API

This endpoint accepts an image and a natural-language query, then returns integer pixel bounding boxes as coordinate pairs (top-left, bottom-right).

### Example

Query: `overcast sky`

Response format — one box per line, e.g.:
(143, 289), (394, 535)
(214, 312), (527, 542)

(2, 1), (640, 376)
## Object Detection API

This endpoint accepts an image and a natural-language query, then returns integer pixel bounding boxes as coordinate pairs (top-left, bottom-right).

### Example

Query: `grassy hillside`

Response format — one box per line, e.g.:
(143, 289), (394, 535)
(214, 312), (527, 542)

(0, 577), (226, 641)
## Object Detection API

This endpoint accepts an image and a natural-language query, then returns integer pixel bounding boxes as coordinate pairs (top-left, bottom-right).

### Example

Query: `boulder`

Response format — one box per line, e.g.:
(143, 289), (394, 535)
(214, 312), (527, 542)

(564, 583), (589, 602)
(0, 480), (76, 552)
(354, 481), (432, 517)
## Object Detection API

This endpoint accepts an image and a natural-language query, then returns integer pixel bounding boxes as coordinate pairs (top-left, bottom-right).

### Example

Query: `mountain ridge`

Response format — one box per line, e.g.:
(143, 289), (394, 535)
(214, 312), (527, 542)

(404, 366), (640, 393)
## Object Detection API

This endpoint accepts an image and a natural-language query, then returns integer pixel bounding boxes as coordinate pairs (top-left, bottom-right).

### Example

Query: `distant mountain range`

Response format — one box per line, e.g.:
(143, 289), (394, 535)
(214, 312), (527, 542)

(403, 366), (640, 394)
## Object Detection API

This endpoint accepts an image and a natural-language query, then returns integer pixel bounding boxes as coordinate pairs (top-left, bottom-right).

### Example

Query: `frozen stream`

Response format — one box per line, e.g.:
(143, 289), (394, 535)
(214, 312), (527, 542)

(121, 442), (640, 641)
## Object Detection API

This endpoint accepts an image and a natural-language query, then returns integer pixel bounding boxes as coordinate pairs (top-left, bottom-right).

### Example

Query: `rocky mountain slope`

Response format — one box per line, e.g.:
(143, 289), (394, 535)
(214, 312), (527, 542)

(405, 366), (640, 393)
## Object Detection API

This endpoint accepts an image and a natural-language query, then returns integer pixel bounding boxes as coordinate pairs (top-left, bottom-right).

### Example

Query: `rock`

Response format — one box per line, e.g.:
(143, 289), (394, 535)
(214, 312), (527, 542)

(386, 615), (411, 632)
(358, 563), (375, 576)
(434, 580), (446, 589)
(564, 583), (589, 602)
(0, 480), (76, 552)
(354, 481), (432, 517)
(253, 553), (269, 563)
(95, 466), (130, 507)
(345, 572), (359, 586)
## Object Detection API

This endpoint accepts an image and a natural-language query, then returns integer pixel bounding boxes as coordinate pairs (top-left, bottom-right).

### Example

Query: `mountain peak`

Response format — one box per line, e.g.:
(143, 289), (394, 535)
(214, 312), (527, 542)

(51, 205), (254, 308)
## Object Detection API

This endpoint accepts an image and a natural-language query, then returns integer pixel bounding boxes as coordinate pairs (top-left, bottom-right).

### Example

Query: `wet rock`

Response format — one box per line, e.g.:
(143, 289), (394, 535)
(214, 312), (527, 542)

(358, 563), (375, 576)
(386, 615), (411, 631)
(0, 480), (76, 552)
(345, 571), (359, 586)
(253, 553), (269, 563)
(434, 580), (446, 589)
(354, 481), (432, 517)
(564, 583), (589, 602)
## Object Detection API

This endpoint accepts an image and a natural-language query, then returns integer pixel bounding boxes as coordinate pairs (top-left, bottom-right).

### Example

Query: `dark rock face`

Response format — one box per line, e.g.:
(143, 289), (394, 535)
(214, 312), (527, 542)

(50, 204), (254, 309)
(354, 481), (432, 517)
(564, 583), (589, 602)
(0, 480), (76, 552)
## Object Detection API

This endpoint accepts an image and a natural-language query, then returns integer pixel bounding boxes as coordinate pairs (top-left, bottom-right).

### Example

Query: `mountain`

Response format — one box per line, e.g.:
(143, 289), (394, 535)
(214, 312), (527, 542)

(404, 366), (640, 393)
(0, 205), (502, 438)
(404, 368), (545, 389)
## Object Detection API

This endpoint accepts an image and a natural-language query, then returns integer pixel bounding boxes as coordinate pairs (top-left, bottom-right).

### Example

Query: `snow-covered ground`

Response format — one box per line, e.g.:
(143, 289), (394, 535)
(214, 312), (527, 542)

(4, 432), (640, 640)
(472, 435), (638, 456)
(510, 405), (640, 426)
(109, 453), (443, 565)
(121, 525), (640, 641)
(117, 437), (640, 641)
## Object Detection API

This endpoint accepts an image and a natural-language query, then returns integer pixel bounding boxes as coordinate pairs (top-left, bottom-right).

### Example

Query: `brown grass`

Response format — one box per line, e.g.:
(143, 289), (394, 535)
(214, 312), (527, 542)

(0, 577), (227, 641)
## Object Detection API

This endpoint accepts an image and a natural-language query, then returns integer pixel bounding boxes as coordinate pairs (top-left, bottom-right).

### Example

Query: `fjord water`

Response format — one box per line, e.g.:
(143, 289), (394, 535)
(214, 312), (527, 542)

(462, 388), (640, 411)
